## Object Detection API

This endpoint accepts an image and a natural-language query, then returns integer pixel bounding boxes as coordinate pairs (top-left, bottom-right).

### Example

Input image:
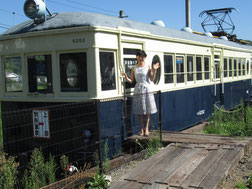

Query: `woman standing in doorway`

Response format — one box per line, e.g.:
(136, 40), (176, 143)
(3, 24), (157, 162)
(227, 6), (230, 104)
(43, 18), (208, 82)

(122, 50), (159, 136)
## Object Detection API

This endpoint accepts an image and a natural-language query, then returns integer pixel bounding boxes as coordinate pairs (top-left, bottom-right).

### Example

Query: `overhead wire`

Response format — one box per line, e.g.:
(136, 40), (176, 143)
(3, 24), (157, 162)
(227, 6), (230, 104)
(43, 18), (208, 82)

(47, 0), (100, 13)
(0, 25), (10, 29)
(0, 8), (26, 18)
(64, 0), (118, 14)
(47, 0), (118, 16)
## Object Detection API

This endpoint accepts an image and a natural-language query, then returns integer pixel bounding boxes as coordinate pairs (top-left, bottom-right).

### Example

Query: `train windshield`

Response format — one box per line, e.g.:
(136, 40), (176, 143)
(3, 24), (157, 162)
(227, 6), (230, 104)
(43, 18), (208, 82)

(4, 57), (23, 92)
(99, 52), (116, 91)
(60, 52), (87, 92)
(28, 55), (53, 93)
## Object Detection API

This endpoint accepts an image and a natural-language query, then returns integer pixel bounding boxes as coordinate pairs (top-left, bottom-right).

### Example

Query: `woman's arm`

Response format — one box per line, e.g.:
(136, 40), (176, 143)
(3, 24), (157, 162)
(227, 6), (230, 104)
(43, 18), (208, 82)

(122, 67), (134, 83)
(149, 63), (160, 82)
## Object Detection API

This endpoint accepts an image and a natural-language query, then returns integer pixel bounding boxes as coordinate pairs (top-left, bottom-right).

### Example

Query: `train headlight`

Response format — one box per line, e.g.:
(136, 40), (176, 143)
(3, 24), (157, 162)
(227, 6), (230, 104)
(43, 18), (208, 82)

(24, 0), (46, 19)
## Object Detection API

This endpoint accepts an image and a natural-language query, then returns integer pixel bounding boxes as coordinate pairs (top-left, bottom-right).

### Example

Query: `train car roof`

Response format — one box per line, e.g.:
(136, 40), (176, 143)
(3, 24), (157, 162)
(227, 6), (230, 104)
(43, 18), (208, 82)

(1, 11), (252, 50)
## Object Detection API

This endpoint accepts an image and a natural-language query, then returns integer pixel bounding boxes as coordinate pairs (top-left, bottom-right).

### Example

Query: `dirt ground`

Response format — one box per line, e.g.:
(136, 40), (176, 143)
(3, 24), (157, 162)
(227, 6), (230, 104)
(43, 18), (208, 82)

(217, 147), (252, 188)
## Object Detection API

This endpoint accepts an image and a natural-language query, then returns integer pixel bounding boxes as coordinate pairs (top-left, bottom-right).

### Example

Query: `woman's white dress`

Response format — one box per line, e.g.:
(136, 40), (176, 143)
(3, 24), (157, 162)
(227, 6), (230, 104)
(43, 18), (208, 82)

(133, 63), (157, 115)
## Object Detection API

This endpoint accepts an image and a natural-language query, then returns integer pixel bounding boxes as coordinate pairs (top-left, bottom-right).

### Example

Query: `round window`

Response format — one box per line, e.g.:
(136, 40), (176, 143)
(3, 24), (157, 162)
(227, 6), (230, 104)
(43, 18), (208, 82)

(152, 55), (161, 85)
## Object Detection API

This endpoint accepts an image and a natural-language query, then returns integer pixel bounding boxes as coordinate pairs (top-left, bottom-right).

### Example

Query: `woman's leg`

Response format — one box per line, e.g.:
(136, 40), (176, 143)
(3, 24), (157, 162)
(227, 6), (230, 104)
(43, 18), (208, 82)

(138, 114), (144, 136)
(145, 114), (150, 136)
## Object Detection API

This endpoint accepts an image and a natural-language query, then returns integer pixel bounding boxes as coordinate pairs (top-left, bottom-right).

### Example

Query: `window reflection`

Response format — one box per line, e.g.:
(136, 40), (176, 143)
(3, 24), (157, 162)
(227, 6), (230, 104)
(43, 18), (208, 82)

(229, 59), (232, 77)
(204, 57), (210, 80)
(4, 57), (22, 92)
(176, 56), (184, 83)
(28, 55), (53, 93)
(60, 52), (87, 92)
(196, 57), (202, 80)
(100, 52), (116, 91)
(152, 55), (161, 85)
(224, 58), (228, 78)
(164, 55), (173, 84)
(187, 56), (193, 82)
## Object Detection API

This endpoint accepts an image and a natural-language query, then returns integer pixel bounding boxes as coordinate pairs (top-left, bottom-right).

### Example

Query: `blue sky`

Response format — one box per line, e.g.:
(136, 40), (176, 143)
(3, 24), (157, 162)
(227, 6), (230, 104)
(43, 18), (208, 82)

(0, 0), (251, 41)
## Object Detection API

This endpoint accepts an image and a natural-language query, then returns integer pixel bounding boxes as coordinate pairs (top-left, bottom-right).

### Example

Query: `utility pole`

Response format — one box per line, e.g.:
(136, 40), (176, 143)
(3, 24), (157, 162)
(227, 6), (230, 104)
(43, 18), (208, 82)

(186, 0), (191, 28)
(13, 12), (15, 25)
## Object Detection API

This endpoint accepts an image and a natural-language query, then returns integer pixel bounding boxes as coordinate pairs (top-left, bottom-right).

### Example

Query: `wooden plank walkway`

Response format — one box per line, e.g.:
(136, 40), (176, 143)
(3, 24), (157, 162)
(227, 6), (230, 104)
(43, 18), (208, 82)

(109, 132), (251, 189)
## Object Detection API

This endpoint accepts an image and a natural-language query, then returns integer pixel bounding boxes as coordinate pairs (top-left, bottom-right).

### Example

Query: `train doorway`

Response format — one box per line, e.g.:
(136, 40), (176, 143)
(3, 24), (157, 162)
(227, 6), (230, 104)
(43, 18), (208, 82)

(213, 50), (224, 106)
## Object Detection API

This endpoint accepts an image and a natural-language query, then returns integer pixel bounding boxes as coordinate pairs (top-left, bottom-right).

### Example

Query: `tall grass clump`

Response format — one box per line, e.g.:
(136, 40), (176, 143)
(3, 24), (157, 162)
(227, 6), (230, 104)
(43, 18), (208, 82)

(0, 155), (18, 189)
(205, 102), (252, 137)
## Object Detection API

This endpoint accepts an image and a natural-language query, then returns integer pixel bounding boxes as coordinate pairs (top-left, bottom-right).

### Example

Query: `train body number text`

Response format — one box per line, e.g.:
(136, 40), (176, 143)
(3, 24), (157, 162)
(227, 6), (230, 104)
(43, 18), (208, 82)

(72, 38), (85, 43)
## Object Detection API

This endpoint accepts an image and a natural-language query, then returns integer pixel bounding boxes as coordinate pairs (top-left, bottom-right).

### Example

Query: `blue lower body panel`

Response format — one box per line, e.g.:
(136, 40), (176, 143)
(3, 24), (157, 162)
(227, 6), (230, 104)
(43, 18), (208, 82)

(161, 86), (213, 131)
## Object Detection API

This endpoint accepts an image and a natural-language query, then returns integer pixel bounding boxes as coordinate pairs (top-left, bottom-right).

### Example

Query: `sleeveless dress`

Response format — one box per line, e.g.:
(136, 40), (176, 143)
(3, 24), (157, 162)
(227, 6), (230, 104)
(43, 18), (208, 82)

(133, 63), (157, 115)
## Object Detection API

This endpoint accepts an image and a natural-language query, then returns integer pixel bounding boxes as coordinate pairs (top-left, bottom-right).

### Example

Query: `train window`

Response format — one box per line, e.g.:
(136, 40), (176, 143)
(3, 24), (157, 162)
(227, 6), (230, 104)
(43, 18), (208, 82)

(250, 58), (252, 75)
(224, 58), (228, 78)
(123, 58), (137, 88)
(4, 57), (22, 92)
(100, 52), (116, 91)
(229, 58), (232, 77)
(234, 59), (237, 77)
(164, 55), (173, 84)
(238, 59), (241, 76)
(247, 60), (249, 75)
(60, 52), (87, 92)
(204, 57), (210, 80)
(123, 49), (139, 55)
(123, 48), (139, 89)
(28, 55), (53, 93)
(242, 59), (245, 76)
(251, 59), (252, 76)
(187, 56), (194, 82)
(196, 57), (202, 80)
(214, 55), (220, 59)
(176, 56), (184, 83)
(152, 55), (161, 85)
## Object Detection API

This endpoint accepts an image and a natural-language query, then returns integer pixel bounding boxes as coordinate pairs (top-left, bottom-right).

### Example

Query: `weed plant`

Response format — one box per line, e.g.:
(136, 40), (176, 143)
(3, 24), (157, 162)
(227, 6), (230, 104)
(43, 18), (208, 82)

(27, 148), (47, 188)
(145, 137), (162, 158)
(45, 154), (57, 184)
(236, 181), (248, 189)
(205, 103), (252, 137)
(22, 148), (58, 189)
(236, 172), (252, 189)
(85, 171), (108, 189)
(103, 139), (110, 174)
(0, 155), (17, 189)
(60, 154), (69, 178)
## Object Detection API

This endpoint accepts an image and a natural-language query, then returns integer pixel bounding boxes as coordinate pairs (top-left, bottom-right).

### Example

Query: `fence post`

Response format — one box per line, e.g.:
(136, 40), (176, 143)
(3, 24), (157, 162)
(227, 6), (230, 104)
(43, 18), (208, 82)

(95, 99), (103, 174)
(0, 101), (3, 148)
(122, 78), (126, 142)
(158, 91), (162, 142)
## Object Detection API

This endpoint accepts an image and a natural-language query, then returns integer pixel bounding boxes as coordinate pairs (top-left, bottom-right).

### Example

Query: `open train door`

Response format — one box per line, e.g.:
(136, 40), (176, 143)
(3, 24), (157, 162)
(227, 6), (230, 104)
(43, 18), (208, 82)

(119, 42), (144, 138)
(213, 49), (224, 106)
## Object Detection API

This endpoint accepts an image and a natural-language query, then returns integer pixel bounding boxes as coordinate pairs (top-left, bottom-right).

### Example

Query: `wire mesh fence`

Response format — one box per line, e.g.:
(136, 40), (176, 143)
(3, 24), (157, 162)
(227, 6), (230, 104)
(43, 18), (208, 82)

(0, 91), (164, 188)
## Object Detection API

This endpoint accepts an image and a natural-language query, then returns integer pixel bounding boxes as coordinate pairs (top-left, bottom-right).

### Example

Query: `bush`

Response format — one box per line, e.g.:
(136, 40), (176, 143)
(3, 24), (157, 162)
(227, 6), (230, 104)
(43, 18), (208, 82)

(27, 148), (47, 188)
(0, 155), (18, 189)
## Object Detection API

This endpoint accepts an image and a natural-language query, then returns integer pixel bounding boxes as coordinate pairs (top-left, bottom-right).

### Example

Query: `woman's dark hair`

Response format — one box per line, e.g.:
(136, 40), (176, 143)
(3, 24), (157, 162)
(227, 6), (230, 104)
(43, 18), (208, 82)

(136, 50), (147, 58)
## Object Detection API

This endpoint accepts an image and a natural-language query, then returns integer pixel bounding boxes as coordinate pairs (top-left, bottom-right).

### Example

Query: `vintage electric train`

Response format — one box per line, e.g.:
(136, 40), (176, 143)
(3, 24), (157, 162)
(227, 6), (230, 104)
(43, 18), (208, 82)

(0, 3), (252, 160)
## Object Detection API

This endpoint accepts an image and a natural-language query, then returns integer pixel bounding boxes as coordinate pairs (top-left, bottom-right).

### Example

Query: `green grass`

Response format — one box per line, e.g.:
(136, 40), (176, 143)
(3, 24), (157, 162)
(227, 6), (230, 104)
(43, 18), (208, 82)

(204, 103), (252, 137)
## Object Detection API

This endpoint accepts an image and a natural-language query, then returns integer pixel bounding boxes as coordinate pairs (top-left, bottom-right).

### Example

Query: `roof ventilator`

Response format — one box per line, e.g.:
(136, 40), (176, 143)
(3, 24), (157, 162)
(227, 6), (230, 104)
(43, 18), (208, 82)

(151, 20), (166, 27)
(181, 27), (193, 33)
